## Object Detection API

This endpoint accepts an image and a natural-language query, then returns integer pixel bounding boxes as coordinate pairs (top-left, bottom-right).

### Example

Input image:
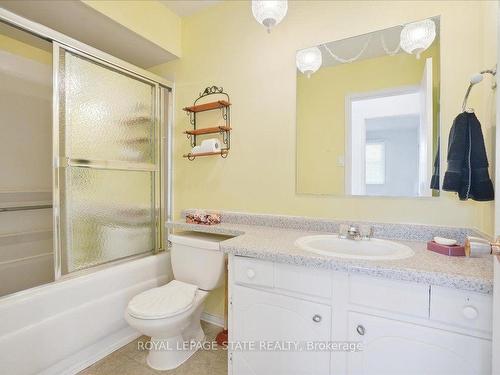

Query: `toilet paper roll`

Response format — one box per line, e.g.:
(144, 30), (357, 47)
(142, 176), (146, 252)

(191, 145), (202, 154)
(199, 138), (221, 153)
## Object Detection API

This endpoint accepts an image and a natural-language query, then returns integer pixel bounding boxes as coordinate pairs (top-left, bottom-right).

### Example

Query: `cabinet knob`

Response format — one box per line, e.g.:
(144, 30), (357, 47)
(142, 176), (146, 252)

(246, 268), (256, 279)
(312, 314), (322, 323)
(356, 325), (366, 336)
(462, 305), (478, 320)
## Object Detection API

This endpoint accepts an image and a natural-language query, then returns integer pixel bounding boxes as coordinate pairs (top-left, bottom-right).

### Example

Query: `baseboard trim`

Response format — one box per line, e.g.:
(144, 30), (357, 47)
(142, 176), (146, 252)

(39, 327), (140, 375)
(42, 314), (223, 375)
(201, 312), (225, 328)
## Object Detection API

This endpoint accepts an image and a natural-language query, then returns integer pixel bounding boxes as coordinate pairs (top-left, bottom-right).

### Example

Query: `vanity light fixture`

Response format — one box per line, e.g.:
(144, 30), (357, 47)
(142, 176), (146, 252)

(252, 0), (288, 33)
(296, 47), (322, 78)
(400, 19), (436, 59)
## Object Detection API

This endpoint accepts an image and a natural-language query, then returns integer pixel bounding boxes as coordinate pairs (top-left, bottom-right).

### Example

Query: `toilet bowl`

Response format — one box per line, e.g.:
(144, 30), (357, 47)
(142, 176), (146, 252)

(125, 285), (208, 370)
(124, 232), (229, 371)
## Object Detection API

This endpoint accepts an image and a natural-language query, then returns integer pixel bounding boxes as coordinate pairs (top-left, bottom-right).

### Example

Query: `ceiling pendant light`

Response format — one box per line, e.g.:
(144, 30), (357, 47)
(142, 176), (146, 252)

(252, 0), (288, 33)
(296, 47), (322, 78)
(400, 19), (436, 59)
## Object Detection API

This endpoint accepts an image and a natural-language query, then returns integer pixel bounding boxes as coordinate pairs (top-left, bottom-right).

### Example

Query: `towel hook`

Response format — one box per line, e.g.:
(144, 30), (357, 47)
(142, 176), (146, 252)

(462, 66), (497, 113)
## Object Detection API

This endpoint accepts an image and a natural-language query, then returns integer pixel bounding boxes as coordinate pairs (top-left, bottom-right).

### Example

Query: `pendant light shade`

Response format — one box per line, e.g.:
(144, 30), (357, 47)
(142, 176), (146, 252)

(252, 0), (288, 33)
(400, 19), (436, 59)
(296, 47), (322, 78)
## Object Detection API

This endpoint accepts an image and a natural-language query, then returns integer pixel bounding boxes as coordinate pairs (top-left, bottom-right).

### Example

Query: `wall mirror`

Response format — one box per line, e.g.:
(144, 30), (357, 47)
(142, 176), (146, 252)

(296, 16), (440, 197)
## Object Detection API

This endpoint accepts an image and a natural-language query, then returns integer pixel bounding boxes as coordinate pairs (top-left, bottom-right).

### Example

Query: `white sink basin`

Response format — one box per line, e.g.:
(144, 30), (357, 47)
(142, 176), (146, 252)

(295, 235), (414, 260)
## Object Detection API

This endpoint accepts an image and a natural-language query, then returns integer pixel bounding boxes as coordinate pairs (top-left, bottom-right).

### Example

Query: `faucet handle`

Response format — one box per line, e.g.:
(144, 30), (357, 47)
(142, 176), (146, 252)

(347, 225), (359, 235)
(359, 224), (373, 240)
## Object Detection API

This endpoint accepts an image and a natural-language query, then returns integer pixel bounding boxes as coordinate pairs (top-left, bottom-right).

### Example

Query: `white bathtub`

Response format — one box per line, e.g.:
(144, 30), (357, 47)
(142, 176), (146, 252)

(0, 229), (54, 296)
(0, 252), (172, 375)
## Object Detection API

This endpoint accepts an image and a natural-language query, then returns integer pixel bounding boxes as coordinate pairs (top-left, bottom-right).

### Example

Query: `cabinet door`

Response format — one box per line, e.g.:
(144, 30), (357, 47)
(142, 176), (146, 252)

(231, 285), (331, 375)
(348, 312), (491, 375)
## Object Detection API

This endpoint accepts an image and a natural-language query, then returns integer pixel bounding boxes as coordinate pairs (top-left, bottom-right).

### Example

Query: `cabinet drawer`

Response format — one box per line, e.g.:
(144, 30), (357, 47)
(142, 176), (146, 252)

(430, 286), (492, 333)
(233, 256), (274, 287)
(274, 263), (332, 298)
(349, 274), (429, 318)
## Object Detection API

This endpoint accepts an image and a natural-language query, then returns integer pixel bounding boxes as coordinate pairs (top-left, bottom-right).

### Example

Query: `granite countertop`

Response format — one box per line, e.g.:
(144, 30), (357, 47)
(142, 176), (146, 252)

(167, 217), (493, 295)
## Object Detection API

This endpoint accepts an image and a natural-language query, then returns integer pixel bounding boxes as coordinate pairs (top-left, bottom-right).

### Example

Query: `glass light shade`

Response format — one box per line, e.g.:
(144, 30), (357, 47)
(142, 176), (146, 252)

(400, 19), (436, 59)
(252, 0), (288, 33)
(296, 47), (322, 78)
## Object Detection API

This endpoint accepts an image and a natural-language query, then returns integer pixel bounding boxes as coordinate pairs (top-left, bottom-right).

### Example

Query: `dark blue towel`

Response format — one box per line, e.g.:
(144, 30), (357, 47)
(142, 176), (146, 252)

(442, 112), (494, 201)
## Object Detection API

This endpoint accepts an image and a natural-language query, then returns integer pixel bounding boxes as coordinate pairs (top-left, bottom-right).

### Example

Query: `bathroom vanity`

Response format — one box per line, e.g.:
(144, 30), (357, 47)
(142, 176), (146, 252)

(168, 211), (494, 375)
(229, 256), (491, 375)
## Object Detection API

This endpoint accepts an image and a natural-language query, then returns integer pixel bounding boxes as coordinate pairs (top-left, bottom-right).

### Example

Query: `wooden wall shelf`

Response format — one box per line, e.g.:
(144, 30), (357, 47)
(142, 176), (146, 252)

(184, 126), (231, 136)
(183, 100), (231, 113)
(182, 86), (231, 160)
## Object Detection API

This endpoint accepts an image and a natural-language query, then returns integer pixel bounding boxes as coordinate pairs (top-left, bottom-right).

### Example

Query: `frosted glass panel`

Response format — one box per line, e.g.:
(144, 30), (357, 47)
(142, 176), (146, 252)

(63, 167), (154, 272)
(63, 51), (155, 163)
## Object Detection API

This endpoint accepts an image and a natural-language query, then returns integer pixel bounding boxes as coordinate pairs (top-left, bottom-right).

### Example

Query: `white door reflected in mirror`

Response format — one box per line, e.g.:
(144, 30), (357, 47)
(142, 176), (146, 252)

(346, 63), (432, 198)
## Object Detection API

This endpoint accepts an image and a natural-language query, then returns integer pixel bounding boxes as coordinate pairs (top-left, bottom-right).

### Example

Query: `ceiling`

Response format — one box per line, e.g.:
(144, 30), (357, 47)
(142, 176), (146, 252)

(160, 0), (221, 17)
(0, 0), (177, 68)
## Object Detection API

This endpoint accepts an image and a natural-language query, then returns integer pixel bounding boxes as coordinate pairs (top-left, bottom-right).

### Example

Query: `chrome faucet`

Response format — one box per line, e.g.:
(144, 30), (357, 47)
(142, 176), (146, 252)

(347, 225), (361, 240)
(339, 224), (373, 240)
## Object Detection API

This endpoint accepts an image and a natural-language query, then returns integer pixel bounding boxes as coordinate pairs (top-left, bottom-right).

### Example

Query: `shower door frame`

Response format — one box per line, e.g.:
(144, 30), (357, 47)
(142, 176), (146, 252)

(0, 8), (173, 282)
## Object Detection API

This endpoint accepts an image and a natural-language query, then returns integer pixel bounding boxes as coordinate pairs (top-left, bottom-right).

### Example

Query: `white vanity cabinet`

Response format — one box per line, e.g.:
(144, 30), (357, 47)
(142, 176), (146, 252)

(230, 256), (333, 375)
(231, 285), (331, 375)
(347, 312), (491, 375)
(228, 255), (493, 375)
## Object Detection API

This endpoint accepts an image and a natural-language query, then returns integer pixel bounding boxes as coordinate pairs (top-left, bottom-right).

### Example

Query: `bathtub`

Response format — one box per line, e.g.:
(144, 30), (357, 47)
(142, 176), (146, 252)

(0, 230), (54, 296)
(0, 252), (172, 375)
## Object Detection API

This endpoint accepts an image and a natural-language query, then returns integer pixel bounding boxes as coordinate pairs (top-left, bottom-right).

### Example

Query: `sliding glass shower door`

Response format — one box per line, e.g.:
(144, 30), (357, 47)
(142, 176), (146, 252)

(54, 44), (164, 275)
(0, 20), (54, 297)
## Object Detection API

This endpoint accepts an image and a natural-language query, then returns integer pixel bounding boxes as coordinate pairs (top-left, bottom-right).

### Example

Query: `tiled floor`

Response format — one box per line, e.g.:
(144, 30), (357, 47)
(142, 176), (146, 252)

(79, 322), (227, 375)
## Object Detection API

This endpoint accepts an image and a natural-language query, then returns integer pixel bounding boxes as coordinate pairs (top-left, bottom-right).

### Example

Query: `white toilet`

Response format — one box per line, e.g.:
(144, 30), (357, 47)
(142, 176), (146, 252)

(125, 232), (228, 370)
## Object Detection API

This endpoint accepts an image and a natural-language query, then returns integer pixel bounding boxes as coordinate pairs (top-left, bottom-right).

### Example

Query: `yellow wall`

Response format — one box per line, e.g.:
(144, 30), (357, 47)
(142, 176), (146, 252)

(83, 0), (182, 59)
(297, 43), (440, 195)
(149, 0), (497, 316)
(0, 34), (51, 64)
(0, 31), (52, 193)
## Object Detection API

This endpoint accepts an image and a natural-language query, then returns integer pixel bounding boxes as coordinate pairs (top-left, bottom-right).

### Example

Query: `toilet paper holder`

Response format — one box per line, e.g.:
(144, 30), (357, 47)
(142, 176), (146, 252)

(182, 86), (231, 160)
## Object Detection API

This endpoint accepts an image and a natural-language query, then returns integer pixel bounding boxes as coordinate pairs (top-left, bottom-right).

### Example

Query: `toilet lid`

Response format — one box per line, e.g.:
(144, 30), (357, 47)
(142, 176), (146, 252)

(127, 280), (198, 319)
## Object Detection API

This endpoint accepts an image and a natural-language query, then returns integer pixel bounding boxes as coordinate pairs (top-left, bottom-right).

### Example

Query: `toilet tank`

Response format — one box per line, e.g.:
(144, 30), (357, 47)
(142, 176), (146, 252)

(169, 232), (231, 291)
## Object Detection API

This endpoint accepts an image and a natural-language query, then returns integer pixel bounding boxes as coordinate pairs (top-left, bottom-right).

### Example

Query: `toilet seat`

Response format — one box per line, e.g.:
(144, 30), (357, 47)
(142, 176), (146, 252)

(127, 280), (198, 320)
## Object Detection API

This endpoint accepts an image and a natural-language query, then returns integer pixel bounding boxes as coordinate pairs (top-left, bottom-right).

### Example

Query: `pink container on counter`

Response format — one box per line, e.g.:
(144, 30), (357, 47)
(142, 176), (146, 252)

(427, 241), (465, 256)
